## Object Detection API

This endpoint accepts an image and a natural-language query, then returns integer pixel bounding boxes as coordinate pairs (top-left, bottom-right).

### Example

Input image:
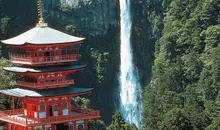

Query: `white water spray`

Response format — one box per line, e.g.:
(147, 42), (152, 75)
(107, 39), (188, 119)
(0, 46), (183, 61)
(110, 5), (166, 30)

(119, 0), (143, 129)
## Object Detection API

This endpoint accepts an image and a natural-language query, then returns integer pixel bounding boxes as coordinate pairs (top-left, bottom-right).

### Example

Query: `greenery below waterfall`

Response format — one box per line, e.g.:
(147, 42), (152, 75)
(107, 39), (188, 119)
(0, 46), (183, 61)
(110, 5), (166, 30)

(1, 0), (220, 129)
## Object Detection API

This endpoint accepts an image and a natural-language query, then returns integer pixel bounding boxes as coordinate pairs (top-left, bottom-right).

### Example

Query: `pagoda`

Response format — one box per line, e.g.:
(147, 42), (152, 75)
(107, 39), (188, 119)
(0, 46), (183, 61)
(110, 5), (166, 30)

(0, 0), (100, 130)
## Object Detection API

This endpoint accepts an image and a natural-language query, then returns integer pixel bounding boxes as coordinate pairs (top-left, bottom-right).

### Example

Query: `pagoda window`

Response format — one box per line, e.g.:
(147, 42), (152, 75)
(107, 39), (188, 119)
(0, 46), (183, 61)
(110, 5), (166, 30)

(63, 108), (68, 115)
(61, 45), (79, 55)
(53, 104), (58, 116)
(34, 52), (37, 57)
(39, 112), (46, 118)
(46, 51), (51, 57)
(53, 105), (58, 110)
(39, 105), (46, 111)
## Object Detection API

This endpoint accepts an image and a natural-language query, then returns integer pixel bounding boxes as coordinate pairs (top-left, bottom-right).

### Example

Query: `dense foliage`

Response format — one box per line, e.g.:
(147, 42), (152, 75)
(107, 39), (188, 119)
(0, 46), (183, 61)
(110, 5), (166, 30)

(0, 58), (15, 110)
(107, 111), (138, 130)
(143, 0), (220, 129)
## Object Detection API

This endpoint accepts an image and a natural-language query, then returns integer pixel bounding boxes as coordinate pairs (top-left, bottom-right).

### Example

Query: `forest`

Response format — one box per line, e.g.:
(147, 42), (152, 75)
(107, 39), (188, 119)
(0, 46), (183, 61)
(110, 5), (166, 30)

(0, 0), (220, 130)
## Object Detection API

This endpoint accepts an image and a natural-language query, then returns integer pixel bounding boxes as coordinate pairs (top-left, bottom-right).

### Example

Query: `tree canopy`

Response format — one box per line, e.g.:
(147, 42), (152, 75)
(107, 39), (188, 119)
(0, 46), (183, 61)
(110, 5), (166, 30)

(144, 0), (220, 129)
(0, 58), (15, 110)
(107, 110), (138, 130)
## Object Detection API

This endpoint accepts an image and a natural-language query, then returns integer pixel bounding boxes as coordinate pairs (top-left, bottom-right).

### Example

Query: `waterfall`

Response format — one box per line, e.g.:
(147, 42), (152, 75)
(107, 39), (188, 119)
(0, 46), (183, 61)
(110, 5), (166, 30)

(119, 0), (143, 129)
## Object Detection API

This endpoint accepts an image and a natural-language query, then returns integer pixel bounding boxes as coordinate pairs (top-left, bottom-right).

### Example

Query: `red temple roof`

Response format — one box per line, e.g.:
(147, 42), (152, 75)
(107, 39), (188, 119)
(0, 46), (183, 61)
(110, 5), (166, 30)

(4, 65), (86, 73)
(0, 86), (93, 98)
(1, 26), (85, 45)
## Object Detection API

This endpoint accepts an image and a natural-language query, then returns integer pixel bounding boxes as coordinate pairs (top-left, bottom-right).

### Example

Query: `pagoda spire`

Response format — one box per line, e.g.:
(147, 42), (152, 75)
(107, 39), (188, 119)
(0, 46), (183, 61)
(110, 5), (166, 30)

(36, 0), (48, 27)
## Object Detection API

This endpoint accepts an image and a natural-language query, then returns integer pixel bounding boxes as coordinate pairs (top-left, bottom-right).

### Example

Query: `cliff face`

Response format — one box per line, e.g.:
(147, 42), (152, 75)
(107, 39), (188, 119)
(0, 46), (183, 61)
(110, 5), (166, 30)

(44, 0), (119, 36)
(59, 0), (94, 9)
(131, 0), (156, 86)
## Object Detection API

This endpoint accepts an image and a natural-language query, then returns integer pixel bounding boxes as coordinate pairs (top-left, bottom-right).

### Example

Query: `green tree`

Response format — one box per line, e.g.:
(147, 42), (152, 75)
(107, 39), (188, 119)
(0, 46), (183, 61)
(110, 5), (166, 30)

(158, 108), (193, 130)
(107, 111), (138, 130)
(88, 119), (106, 130)
(144, 0), (220, 129)
(65, 24), (77, 35)
(205, 118), (220, 130)
(0, 16), (10, 35)
(0, 58), (16, 110)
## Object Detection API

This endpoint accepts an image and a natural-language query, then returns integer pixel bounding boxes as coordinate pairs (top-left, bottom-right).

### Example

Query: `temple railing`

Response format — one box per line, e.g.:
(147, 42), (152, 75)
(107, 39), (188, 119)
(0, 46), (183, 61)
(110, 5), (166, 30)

(0, 108), (100, 127)
(0, 109), (26, 126)
(30, 110), (100, 126)
(17, 80), (74, 89)
(9, 54), (79, 65)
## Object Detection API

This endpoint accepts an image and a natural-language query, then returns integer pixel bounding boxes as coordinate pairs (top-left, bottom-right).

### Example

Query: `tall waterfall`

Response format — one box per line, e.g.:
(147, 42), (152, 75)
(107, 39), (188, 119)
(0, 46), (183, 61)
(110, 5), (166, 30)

(119, 0), (143, 129)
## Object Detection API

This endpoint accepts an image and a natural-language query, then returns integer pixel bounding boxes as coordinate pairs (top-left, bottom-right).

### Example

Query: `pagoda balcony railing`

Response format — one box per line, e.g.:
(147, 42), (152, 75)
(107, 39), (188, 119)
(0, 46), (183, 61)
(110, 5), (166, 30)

(16, 80), (74, 89)
(31, 110), (100, 126)
(0, 108), (100, 127)
(0, 109), (26, 126)
(9, 54), (79, 65)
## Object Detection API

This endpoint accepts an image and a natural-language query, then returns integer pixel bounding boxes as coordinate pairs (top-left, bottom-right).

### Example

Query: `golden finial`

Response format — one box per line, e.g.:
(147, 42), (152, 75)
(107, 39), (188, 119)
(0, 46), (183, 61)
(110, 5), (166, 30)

(36, 0), (48, 27)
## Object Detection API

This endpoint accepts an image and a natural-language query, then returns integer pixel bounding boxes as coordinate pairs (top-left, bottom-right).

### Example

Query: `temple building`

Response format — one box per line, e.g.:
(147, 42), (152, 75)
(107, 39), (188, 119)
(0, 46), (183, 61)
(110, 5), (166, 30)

(0, 0), (100, 130)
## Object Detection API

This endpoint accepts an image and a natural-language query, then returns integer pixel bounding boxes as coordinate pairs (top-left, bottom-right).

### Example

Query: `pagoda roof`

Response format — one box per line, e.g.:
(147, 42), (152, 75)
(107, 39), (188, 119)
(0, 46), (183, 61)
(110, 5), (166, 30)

(0, 87), (93, 98)
(3, 64), (86, 73)
(1, 26), (85, 45)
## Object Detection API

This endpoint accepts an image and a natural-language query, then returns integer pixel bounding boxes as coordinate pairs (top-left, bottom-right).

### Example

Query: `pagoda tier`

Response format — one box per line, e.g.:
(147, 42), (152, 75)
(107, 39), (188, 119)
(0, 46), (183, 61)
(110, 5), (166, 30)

(0, 87), (100, 129)
(1, 26), (84, 45)
(1, 26), (85, 66)
(7, 44), (81, 65)
(4, 65), (86, 89)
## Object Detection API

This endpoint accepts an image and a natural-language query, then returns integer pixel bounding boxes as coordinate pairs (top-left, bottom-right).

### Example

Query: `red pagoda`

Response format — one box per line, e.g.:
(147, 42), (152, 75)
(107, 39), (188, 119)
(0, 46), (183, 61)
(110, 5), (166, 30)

(0, 0), (100, 130)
